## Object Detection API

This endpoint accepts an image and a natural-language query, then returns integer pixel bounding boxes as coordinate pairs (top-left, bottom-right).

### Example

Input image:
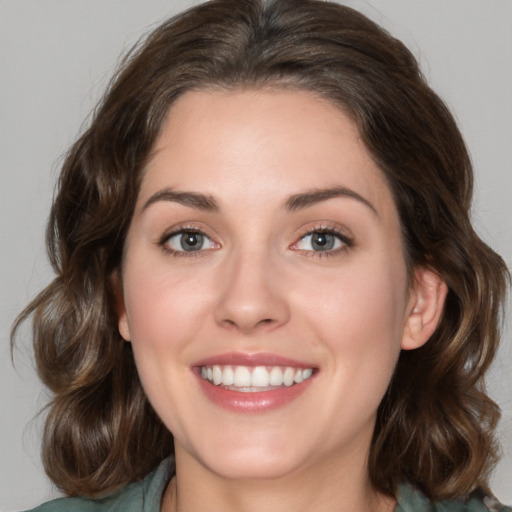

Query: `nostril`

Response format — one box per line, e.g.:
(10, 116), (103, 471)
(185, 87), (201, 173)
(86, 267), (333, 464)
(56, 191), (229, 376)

(253, 318), (276, 330)
(213, 277), (291, 333)
(218, 316), (278, 334)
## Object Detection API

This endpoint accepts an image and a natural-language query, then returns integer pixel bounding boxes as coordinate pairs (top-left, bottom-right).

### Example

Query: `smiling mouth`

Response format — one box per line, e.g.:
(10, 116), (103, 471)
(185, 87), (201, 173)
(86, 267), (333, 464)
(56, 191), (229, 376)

(200, 364), (314, 392)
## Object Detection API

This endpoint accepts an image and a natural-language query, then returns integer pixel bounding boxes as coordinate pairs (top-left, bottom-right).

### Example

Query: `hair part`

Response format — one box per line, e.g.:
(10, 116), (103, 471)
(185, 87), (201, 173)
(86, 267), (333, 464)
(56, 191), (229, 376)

(12, 0), (510, 500)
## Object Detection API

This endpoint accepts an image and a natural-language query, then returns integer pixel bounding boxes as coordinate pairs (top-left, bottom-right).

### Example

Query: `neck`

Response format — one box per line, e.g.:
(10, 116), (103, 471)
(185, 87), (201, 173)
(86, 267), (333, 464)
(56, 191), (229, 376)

(161, 447), (396, 512)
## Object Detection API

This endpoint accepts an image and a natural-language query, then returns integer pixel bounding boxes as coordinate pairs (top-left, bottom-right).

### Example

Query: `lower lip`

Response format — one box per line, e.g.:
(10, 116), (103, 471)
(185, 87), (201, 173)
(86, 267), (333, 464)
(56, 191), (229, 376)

(196, 373), (315, 413)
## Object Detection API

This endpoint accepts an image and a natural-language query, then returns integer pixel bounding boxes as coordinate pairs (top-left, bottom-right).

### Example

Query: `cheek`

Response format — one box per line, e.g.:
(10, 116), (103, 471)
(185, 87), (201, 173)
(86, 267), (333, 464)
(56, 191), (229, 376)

(294, 255), (408, 370)
(120, 259), (218, 431)
(121, 257), (215, 359)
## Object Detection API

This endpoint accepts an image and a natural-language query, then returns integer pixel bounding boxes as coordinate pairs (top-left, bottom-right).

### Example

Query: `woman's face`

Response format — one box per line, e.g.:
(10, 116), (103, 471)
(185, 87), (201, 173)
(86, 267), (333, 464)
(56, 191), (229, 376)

(118, 89), (441, 481)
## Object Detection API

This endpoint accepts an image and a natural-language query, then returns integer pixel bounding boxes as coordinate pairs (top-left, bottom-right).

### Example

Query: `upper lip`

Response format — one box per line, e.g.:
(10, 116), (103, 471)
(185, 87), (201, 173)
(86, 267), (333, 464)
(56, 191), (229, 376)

(193, 352), (316, 368)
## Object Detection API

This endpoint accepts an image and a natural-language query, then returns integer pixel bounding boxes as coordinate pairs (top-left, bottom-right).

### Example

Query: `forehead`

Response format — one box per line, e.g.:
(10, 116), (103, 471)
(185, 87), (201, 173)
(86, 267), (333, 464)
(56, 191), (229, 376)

(138, 88), (395, 218)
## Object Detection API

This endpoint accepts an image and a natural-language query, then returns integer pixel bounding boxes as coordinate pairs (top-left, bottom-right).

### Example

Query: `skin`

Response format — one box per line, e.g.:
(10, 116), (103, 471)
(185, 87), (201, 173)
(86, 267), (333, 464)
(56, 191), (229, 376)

(117, 89), (447, 512)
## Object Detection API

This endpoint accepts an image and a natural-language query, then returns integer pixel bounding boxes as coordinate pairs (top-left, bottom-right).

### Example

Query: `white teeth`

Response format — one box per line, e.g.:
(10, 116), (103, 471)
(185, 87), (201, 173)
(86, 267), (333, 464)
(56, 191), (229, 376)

(302, 368), (313, 380)
(234, 366), (252, 387)
(200, 364), (314, 389)
(200, 365), (313, 390)
(283, 367), (295, 386)
(251, 366), (270, 387)
(222, 365), (235, 386)
(269, 366), (284, 386)
(212, 365), (222, 385)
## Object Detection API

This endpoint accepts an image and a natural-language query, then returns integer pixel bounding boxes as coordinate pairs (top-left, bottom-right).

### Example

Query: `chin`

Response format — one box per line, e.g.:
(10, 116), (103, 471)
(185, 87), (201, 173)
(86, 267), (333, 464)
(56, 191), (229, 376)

(177, 426), (313, 481)
(204, 450), (305, 481)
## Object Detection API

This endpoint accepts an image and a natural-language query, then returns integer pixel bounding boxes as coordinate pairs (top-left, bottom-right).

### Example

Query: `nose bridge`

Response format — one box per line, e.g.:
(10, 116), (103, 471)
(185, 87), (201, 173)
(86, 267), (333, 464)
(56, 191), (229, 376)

(213, 242), (290, 333)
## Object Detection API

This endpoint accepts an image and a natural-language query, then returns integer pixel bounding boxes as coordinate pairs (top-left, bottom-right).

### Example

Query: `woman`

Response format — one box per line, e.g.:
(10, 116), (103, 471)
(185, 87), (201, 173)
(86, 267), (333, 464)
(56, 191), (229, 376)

(12, 0), (510, 510)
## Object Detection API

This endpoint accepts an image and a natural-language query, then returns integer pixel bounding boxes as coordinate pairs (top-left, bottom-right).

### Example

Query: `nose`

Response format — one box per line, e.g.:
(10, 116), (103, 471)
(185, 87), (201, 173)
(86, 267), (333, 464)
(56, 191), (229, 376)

(213, 248), (290, 334)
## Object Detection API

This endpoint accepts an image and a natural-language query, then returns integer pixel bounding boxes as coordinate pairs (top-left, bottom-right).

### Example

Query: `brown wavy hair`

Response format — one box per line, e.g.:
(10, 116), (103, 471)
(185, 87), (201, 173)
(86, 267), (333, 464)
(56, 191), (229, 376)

(12, 0), (510, 501)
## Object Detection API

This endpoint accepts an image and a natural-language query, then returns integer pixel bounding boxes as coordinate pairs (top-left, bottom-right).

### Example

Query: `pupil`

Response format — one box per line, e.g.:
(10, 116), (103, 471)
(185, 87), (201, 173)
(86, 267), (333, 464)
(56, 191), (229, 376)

(312, 232), (334, 251)
(181, 232), (203, 251)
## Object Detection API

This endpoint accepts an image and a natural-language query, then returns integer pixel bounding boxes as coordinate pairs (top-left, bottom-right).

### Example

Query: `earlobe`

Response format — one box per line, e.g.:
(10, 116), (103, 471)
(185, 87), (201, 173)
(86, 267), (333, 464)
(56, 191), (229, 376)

(118, 310), (131, 342)
(110, 271), (131, 342)
(401, 267), (448, 350)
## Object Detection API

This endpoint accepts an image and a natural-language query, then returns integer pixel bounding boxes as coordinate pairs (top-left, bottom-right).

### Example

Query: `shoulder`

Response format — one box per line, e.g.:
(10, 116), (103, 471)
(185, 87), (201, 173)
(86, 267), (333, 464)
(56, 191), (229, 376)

(23, 458), (173, 512)
(396, 483), (512, 512)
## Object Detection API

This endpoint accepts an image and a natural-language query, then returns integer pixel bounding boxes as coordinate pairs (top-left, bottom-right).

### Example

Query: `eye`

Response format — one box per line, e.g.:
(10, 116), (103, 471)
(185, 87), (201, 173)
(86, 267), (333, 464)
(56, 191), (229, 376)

(162, 229), (218, 254)
(292, 229), (352, 254)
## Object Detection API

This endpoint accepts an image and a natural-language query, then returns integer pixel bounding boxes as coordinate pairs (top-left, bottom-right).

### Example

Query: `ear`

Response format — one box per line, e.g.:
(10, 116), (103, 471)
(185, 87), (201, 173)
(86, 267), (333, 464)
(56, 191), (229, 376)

(110, 270), (131, 342)
(401, 267), (448, 350)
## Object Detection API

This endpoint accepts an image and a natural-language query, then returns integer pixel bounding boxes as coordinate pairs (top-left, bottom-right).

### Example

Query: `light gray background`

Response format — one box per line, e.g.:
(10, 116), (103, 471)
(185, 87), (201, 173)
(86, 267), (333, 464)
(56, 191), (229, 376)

(1, 0), (510, 510)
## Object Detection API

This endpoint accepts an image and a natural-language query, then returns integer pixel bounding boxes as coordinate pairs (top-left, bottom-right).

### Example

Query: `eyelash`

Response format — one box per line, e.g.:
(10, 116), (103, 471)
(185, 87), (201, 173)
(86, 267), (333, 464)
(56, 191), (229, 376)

(159, 226), (216, 258)
(158, 225), (354, 258)
(291, 225), (354, 258)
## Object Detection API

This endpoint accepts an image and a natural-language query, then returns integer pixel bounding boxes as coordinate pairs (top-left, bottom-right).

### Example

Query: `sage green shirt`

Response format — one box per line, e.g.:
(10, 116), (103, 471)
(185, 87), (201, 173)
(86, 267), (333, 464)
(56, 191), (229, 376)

(25, 458), (511, 512)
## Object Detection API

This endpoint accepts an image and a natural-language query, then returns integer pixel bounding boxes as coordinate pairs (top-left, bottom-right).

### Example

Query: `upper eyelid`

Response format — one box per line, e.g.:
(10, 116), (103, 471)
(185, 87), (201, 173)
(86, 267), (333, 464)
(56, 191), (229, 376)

(159, 223), (215, 242)
(296, 223), (353, 240)
(161, 226), (204, 239)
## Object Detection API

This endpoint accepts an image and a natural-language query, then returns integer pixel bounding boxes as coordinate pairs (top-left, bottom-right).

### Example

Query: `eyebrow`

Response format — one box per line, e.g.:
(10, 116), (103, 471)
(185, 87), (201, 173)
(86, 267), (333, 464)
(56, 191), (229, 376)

(141, 185), (378, 216)
(284, 186), (379, 216)
(142, 188), (220, 212)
